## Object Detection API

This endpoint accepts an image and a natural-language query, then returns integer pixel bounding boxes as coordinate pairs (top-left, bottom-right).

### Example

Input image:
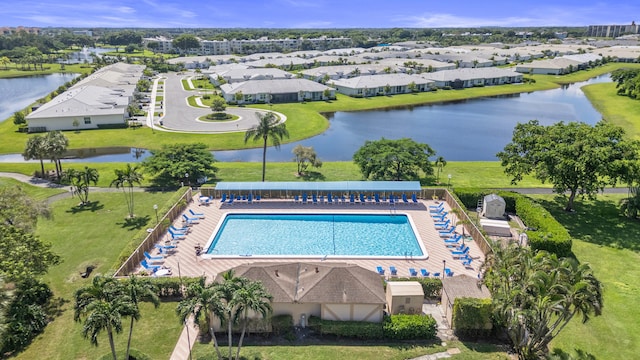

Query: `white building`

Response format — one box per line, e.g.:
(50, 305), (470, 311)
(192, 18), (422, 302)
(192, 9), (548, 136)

(329, 73), (435, 97)
(220, 78), (334, 104)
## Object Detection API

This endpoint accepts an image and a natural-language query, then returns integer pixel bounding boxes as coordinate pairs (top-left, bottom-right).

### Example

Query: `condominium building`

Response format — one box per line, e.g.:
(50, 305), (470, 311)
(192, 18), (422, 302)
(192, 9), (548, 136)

(587, 22), (640, 38)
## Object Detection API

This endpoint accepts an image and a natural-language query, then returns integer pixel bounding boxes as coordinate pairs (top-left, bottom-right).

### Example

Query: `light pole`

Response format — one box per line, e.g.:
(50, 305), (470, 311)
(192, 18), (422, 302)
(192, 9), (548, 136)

(447, 174), (452, 190)
(442, 259), (446, 279)
(153, 204), (158, 224)
(185, 173), (189, 188)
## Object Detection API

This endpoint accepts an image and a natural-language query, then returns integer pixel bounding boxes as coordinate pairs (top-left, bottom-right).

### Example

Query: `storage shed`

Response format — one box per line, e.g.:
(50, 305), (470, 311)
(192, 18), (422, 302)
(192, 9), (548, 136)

(441, 275), (491, 327)
(480, 218), (512, 237)
(386, 281), (424, 315)
(482, 194), (506, 219)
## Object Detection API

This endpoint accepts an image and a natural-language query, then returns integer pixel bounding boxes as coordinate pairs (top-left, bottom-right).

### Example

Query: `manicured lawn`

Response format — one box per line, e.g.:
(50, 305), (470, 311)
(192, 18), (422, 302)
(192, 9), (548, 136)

(0, 63), (94, 79)
(12, 191), (182, 360)
(527, 194), (640, 360)
(582, 82), (640, 139)
(191, 340), (509, 360)
(0, 177), (66, 200)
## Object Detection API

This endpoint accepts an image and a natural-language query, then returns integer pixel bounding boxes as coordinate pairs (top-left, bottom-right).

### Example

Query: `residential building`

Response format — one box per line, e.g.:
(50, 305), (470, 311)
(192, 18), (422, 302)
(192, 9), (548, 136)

(588, 22), (640, 38)
(329, 73), (435, 96)
(422, 67), (523, 88)
(209, 68), (293, 85)
(220, 78), (334, 104)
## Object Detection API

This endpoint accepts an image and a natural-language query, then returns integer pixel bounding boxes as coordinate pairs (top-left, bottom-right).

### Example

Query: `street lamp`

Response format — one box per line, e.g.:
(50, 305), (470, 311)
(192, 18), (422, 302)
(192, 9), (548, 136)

(153, 204), (158, 224)
(447, 174), (452, 189)
(185, 173), (189, 188)
(442, 259), (446, 279)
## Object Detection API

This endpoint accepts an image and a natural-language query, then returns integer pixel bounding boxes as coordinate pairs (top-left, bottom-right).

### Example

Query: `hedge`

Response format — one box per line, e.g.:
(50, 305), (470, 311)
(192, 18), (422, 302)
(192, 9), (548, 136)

(308, 316), (384, 339)
(383, 314), (437, 340)
(387, 277), (442, 300)
(452, 297), (493, 339)
(454, 188), (572, 257)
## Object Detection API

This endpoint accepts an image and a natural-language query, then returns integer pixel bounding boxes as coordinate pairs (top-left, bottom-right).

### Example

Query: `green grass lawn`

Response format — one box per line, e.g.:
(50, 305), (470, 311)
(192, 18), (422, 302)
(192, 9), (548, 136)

(527, 194), (640, 359)
(13, 191), (182, 360)
(582, 82), (640, 139)
(0, 63), (94, 79)
(0, 177), (66, 200)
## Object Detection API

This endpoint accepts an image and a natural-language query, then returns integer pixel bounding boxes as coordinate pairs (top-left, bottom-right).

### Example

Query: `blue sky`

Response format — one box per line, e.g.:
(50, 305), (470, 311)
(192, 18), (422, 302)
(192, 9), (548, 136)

(3, 0), (640, 28)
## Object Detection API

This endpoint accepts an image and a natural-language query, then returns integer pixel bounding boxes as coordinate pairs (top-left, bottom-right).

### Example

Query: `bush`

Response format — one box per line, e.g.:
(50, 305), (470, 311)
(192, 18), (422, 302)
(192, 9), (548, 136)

(271, 314), (294, 337)
(383, 314), (437, 340)
(308, 316), (384, 339)
(452, 298), (493, 339)
(147, 276), (201, 298)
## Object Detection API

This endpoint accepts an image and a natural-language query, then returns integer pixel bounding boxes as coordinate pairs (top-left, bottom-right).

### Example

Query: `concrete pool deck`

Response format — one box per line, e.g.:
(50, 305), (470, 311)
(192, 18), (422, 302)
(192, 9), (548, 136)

(150, 195), (485, 280)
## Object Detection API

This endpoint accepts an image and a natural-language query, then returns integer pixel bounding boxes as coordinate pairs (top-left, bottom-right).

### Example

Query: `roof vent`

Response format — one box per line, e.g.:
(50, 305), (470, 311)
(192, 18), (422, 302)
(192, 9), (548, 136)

(275, 269), (279, 277)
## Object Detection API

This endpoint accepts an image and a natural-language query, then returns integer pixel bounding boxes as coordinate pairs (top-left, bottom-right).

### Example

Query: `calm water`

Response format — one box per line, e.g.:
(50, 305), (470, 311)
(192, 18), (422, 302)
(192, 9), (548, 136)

(0, 73), (79, 122)
(205, 213), (424, 258)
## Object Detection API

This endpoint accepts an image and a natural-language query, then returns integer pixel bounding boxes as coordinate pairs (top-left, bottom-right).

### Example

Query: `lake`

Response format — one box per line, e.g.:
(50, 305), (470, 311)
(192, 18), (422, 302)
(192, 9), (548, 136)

(0, 73), (79, 122)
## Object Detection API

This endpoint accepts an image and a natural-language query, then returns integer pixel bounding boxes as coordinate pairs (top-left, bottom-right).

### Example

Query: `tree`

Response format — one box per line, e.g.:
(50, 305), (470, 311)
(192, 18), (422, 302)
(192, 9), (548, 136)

(123, 276), (159, 360)
(0, 276), (12, 337)
(483, 244), (603, 360)
(0, 56), (10, 70)
(292, 144), (322, 176)
(230, 280), (272, 360)
(110, 164), (144, 218)
(217, 270), (249, 360)
(210, 98), (227, 113)
(353, 138), (436, 181)
(497, 121), (639, 211)
(12, 111), (26, 126)
(234, 91), (243, 103)
(407, 81), (418, 93)
(244, 112), (289, 182)
(23, 135), (48, 178)
(434, 156), (447, 184)
(63, 166), (99, 205)
(143, 143), (218, 188)
(176, 278), (225, 360)
(44, 131), (69, 180)
(172, 34), (200, 53)
(0, 185), (50, 233)
(0, 225), (60, 284)
(74, 275), (136, 360)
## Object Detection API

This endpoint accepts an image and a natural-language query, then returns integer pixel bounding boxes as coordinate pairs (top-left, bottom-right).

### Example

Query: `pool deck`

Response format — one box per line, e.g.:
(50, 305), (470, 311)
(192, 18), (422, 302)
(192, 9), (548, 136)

(149, 195), (484, 280)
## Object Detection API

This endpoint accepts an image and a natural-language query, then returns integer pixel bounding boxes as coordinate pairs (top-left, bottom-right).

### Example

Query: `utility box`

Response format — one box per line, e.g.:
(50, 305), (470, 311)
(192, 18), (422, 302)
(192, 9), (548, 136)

(482, 194), (506, 219)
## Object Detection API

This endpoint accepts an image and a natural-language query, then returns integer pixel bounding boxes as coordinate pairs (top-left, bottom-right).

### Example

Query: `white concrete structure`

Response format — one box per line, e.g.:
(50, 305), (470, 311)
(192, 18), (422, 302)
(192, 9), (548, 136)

(329, 73), (435, 96)
(209, 68), (293, 85)
(386, 281), (424, 315)
(482, 194), (506, 219)
(220, 78), (334, 104)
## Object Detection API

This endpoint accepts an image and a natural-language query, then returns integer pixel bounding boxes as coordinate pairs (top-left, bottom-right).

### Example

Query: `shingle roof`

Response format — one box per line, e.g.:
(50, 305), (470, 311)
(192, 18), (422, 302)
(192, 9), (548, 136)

(442, 275), (491, 300)
(217, 262), (386, 304)
(330, 73), (434, 88)
(220, 78), (332, 94)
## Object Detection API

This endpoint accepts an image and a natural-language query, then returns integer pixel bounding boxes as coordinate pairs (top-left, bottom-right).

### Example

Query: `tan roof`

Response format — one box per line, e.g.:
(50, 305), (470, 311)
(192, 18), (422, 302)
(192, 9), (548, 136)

(442, 275), (491, 300)
(387, 281), (424, 296)
(217, 262), (386, 304)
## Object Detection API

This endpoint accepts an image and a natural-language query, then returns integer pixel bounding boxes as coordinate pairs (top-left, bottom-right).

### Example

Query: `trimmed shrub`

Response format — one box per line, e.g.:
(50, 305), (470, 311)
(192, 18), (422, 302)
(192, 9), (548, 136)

(383, 314), (437, 340)
(308, 316), (384, 339)
(271, 314), (294, 337)
(452, 297), (493, 339)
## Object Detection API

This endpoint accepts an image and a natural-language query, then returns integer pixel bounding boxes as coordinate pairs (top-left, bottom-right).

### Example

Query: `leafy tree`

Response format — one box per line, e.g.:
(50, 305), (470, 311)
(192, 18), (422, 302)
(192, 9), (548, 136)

(44, 131), (69, 180)
(244, 112), (289, 182)
(110, 164), (144, 218)
(497, 120), (639, 211)
(23, 135), (48, 178)
(12, 111), (26, 126)
(176, 278), (225, 360)
(0, 185), (50, 233)
(143, 143), (218, 188)
(74, 275), (137, 360)
(123, 276), (159, 360)
(292, 144), (322, 175)
(210, 97), (227, 113)
(353, 138), (436, 181)
(230, 280), (272, 360)
(483, 244), (603, 360)
(234, 91), (243, 103)
(407, 81), (418, 93)
(434, 156), (447, 184)
(172, 34), (200, 53)
(62, 166), (99, 205)
(0, 276), (12, 337)
(0, 225), (60, 283)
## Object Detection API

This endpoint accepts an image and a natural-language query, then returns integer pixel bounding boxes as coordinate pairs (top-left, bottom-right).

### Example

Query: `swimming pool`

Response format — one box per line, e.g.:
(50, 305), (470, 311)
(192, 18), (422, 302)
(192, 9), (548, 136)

(203, 213), (427, 259)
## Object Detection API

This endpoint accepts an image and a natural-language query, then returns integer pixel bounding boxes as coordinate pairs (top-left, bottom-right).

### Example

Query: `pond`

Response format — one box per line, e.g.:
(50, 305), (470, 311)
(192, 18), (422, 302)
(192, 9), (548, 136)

(0, 73), (79, 122)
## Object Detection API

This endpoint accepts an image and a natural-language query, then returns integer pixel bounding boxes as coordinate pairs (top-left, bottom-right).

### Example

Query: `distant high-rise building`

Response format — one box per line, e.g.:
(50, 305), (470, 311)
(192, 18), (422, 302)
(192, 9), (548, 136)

(587, 21), (639, 38)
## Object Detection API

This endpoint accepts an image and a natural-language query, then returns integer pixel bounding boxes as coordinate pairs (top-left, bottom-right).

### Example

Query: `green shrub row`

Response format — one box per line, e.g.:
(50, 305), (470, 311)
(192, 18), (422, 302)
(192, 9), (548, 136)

(270, 314), (294, 338)
(308, 316), (384, 339)
(111, 187), (190, 271)
(452, 297), (493, 339)
(147, 276), (202, 298)
(383, 314), (437, 340)
(454, 188), (572, 257)
(387, 277), (442, 299)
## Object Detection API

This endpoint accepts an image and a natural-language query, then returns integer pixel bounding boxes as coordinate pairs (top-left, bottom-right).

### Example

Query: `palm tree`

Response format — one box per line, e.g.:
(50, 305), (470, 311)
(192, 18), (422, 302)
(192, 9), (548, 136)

(63, 167), (99, 205)
(435, 156), (447, 184)
(74, 275), (136, 360)
(110, 164), (144, 218)
(217, 270), (249, 360)
(44, 131), (69, 179)
(176, 279), (225, 360)
(230, 280), (272, 360)
(244, 112), (289, 182)
(23, 135), (48, 178)
(123, 276), (159, 360)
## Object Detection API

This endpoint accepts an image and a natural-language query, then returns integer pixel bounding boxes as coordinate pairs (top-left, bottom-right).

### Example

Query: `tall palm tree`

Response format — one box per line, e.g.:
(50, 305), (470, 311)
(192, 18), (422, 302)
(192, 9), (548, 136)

(218, 270), (249, 360)
(230, 280), (272, 360)
(44, 131), (69, 179)
(23, 135), (48, 178)
(74, 275), (136, 360)
(176, 279), (225, 360)
(244, 112), (289, 181)
(110, 164), (144, 218)
(123, 276), (159, 360)
(435, 156), (447, 184)
(63, 166), (99, 205)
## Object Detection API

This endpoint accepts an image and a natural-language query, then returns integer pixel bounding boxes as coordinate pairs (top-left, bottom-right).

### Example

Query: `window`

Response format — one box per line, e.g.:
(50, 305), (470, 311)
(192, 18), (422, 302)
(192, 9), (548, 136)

(405, 297), (411, 304)
(83, 117), (91, 124)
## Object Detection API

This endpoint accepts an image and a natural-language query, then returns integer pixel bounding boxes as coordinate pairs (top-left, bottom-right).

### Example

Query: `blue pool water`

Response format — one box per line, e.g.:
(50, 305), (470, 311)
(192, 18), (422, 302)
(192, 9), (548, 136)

(204, 213), (425, 258)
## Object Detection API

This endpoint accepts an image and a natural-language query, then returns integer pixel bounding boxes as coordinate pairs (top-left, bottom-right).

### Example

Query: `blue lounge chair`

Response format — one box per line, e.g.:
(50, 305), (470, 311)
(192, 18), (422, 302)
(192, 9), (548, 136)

(451, 246), (470, 256)
(402, 193), (409, 204)
(432, 212), (448, 221)
(411, 193), (419, 204)
(247, 193), (253, 204)
(327, 193), (333, 204)
(293, 195), (299, 203)
(226, 194), (234, 205)
(312, 194), (318, 205)
(409, 268), (418, 277)
(420, 269), (429, 277)
(168, 228), (186, 240)
(319, 195), (325, 204)
(255, 194), (261, 202)
(389, 195), (395, 205)
(376, 266), (385, 275)
(375, 193), (380, 204)
(444, 234), (462, 243)
(390, 266), (398, 276)
(429, 202), (444, 211)
(156, 246), (176, 256)
(359, 193), (366, 204)
(341, 195), (346, 204)
(144, 251), (164, 264)
(445, 268), (454, 277)
(302, 193), (308, 204)
(461, 257), (473, 267)
(182, 214), (199, 225)
(439, 227), (456, 237)
(220, 193), (227, 203)
(350, 193), (355, 205)
(435, 220), (451, 230)
(367, 195), (372, 203)
(141, 259), (161, 272)
(189, 209), (205, 219)
(432, 272), (441, 278)
(170, 225), (188, 235)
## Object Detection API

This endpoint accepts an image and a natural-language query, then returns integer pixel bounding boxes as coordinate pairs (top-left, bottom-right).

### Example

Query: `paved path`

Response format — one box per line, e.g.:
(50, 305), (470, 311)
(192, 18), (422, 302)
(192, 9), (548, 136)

(169, 315), (199, 360)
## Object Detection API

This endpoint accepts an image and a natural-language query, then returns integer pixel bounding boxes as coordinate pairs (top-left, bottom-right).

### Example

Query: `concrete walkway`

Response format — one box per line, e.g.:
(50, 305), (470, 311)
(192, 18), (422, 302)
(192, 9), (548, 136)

(169, 315), (199, 360)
